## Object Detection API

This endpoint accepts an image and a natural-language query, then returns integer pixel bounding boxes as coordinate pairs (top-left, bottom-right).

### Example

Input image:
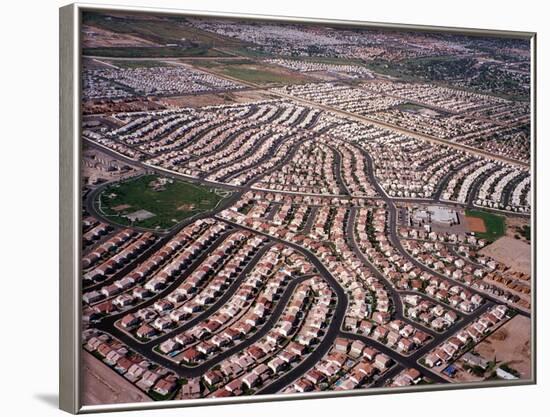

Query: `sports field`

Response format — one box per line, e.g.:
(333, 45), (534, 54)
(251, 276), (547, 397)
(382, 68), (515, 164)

(97, 174), (228, 230)
(465, 209), (506, 242)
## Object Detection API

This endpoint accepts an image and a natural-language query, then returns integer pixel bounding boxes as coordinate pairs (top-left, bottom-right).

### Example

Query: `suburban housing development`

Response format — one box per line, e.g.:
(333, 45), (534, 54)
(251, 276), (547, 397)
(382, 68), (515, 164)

(79, 11), (533, 406)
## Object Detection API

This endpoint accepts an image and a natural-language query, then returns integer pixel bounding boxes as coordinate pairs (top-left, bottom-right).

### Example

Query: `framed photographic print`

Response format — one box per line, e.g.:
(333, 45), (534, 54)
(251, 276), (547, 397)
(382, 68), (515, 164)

(59, 3), (536, 413)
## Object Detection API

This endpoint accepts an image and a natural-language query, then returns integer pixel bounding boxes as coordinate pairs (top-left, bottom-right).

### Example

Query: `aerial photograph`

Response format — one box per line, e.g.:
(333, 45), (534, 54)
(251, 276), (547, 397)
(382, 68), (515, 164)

(79, 10), (533, 406)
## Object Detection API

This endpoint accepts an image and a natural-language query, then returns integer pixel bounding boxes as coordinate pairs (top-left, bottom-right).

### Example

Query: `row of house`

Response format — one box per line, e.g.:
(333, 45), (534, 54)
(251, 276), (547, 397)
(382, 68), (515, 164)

(255, 137), (341, 195)
(84, 65), (243, 101)
(206, 277), (335, 397)
(266, 59), (373, 79)
(402, 293), (460, 332)
(149, 245), (310, 356)
(286, 338), (393, 393)
(123, 231), (265, 342)
(353, 206), (486, 313)
(423, 304), (509, 368)
(219, 195), (436, 357)
(82, 219), (226, 313)
(82, 228), (137, 269)
(83, 331), (179, 398)
(83, 231), (156, 286)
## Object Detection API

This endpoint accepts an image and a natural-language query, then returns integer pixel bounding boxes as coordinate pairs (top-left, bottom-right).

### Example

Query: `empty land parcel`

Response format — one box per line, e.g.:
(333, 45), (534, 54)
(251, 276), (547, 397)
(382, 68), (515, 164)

(82, 13), (241, 58)
(82, 352), (152, 405)
(475, 315), (531, 379)
(480, 236), (531, 275)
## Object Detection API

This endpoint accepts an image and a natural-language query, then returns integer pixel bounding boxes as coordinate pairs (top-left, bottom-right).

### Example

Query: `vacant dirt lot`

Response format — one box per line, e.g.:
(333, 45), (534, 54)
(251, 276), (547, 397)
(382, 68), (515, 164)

(480, 236), (531, 275)
(83, 98), (166, 115)
(178, 203), (196, 211)
(82, 352), (151, 406)
(506, 216), (531, 243)
(475, 315), (532, 379)
(465, 215), (486, 233)
(159, 93), (230, 108)
(112, 204), (132, 212)
(82, 24), (158, 48)
(232, 89), (280, 102)
(159, 89), (277, 109)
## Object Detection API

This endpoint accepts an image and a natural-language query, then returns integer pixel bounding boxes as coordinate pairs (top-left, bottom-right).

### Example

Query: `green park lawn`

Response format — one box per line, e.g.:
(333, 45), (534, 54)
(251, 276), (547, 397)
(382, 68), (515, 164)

(195, 61), (311, 85)
(97, 174), (228, 230)
(465, 209), (506, 242)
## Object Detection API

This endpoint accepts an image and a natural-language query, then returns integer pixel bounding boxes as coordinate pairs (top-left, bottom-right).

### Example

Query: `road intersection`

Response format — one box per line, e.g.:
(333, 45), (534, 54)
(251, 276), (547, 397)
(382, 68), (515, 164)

(82, 68), (530, 393)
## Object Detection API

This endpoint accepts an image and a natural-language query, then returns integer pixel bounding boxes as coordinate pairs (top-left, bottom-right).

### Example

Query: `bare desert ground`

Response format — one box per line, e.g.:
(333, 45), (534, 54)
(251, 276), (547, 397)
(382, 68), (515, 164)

(475, 315), (532, 379)
(506, 216), (531, 243)
(82, 24), (158, 48)
(83, 98), (167, 115)
(159, 92), (234, 108)
(82, 352), (151, 406)
(159, 89), (277, 108)
(480, 236), (531, 275)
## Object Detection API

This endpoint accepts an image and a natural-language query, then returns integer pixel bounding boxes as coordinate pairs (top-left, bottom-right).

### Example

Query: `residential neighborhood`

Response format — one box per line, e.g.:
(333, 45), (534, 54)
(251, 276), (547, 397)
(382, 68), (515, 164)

(79, 11), (533, 406)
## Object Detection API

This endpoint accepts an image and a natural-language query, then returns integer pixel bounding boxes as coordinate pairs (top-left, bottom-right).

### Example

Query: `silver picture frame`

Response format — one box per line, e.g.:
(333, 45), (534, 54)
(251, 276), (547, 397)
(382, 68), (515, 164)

(60, 3), (537, 413)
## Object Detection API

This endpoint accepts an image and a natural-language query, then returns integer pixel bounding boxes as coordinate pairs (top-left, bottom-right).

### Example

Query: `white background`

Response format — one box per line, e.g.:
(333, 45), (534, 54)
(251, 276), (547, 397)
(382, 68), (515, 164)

(0, 0), (547, 415)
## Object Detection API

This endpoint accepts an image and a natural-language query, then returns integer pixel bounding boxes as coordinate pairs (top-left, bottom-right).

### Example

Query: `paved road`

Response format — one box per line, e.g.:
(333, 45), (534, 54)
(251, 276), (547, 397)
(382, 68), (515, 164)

(142, 242), (274, 348)
(345, 207), (437, 337)
(327, 144), (351, 196)
(99, 273), (314, 377)
(85, 137), (530, 220)
(338, 331), (449, 385)
(466, 165), (502, 208)
(358, 147), (531, 317)
(501, 171), (530, 208)
(432, 160), (475, 201)
(216, 218), (350, 394)
(216, 216), (500, 390)
(185, 121), (261, 164)
(94, 228), (234, 321)
(84, 234), (165, 293)
(302, 206), (319, 235)
(81, 75), (531, 393)
(187, 60), (527, 169)
(85, 136), (527, 390)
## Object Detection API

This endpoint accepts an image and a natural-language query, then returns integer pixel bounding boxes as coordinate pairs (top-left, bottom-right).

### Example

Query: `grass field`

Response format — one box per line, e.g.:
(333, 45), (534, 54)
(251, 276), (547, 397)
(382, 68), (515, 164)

(83, 13), (241, 47)
(219, 47), (271, 58)
(97, 175), (228, 230)
(292, 56), (367, 66)
(465, 209), (506, 242)
(195, 61), (311, 85)
(105, 60), (172, 69)
(191, 59), (254, 68)
(396, 102), (449, 117)
(222, 66), (303, 84)
(396, 102), (433, 112)
(83, 47), (228, 58)
(397, 102), (423, 109)
(363, 61), (419, 81)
